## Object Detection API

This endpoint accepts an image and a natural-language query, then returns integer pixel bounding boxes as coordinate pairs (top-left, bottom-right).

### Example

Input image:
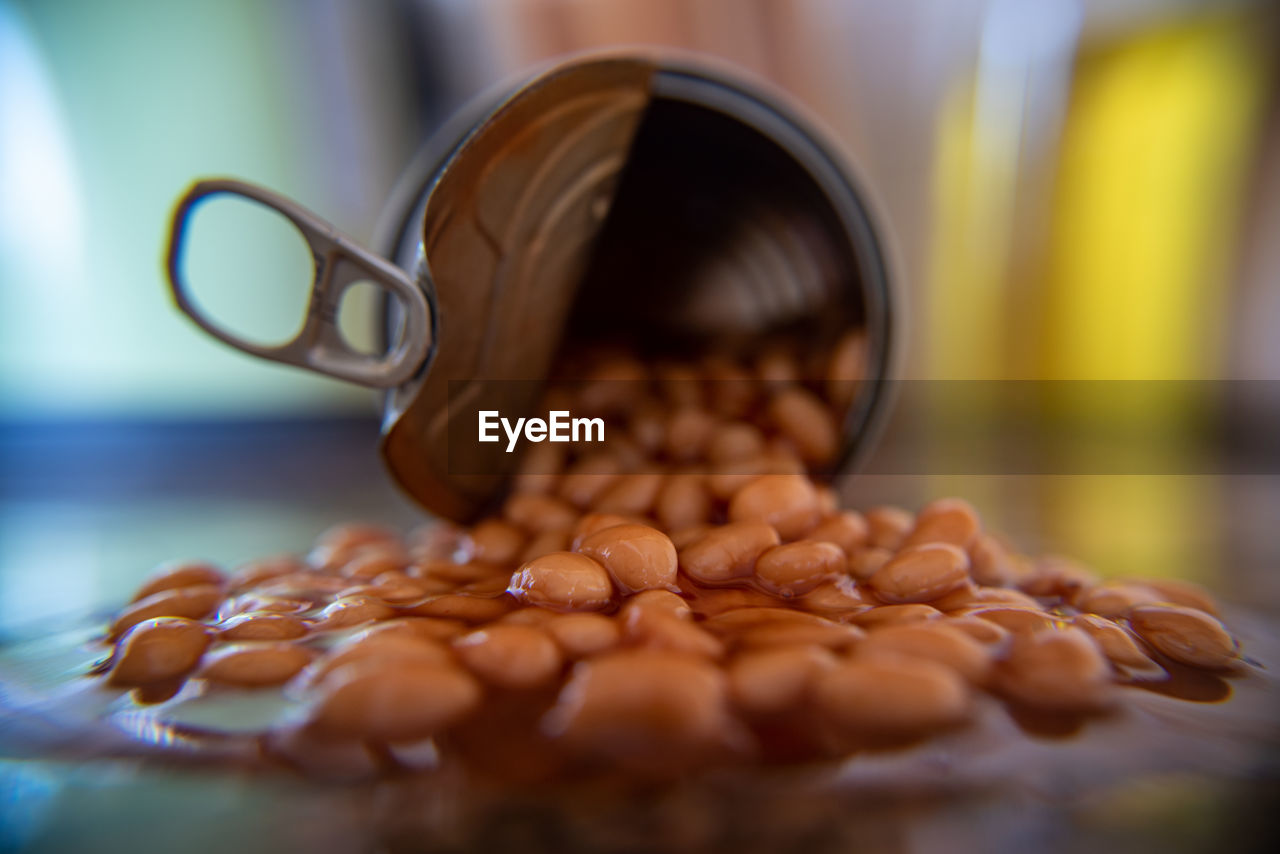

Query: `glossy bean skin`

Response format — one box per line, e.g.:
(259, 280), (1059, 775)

(543, 650), (738, 767)
(545, 613), (622, 658)
(508, 552), (614, 611)
(1075, 583), (1160, 618)
(308, 660), (481, 742)
(807, 512), (869, 554)
(200, 643), (313, 686)
(814, 656), (971, 735)
(728, 645), (837, 715)
(305, 635), (453, 687)
(504, 493), (579, 534)
(570, 513), (635, 550)
(1071, 614), (1164, 678)
(847, 547), (893, 582)
(107, 618), (212, 686)
(679, 522), (780, 585)
(466, 520), (527, 566)
(1128, 605), (1240, 670)
(857, 622), (992, 684)
(228, 556), (305, 592)
(969, 534), (1016, 587)
(593, 474), (665, 517)
(453, 624), (563, 690)
(767, 387), (838, 465)
(310, 596), (395, 631)
(869, 544), (971, 604)
(1131, 577), (1221, 617)
(624, 607), (725, 659)
(130, 562), (225, 602)
(902, 498), (981, 549)
(577, 524), (678, 593)
(994, 628), (1113, 712)
(218, 612), (308, 641)
(707, 423), (766, 464)
(728, 475), (821, 540)
(654, 475), (712, 532)
(110, 585), (223, 639)
(850, 604), (942, 629)
(753, 540), (846, 597)
(865, 507), (913, 551)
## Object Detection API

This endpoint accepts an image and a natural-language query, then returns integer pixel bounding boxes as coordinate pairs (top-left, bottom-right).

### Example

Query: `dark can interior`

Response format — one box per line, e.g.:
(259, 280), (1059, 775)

(567, 95), (873, 359)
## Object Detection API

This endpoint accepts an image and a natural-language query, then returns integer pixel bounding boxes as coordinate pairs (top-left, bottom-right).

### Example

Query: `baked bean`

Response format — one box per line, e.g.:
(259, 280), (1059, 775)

(130, 561), (225, 602)
(703, 607), (830, 633)
(754, 540), (846, 597)
(865, 506), (913, 550)
(728, 475), (820, 540)
(1130, 577), (1221, 617)
(510, 441), (564, 496)
(797, 579), (871, 619)
(928, 582), (980, 612)
(654, 475), (712, 532)
(995, 628), (1113, 711)
(847, 547), (893, 581)
(969, 534), (1016, 587)
(902, 498), (981, 549)
(624, 606), (725, 659)
(569, 513), (634, 550)
(546, 613), (622, 658)
(110, 585), (223, 639)
(217, 594), (310, 621)
(453, 624), (563, 689)
(679, 522), (780, 585)
(218, 612), (308, 641)
(768, 387), (838, 465)
(257, 573), (350, 598)
(544, 650), (736, 761)
(1128, 605), (1240, 670)
(340, 548), (409, 580)
(1019, 557), (1098, 599)
(965, 587), (1042, 608)
(815, 485), (840, 518)
(592, 473), (664, 517)
(108, 618), (211, 686)
(619, 588), (693, 620)
(306, 635), (452, 687)
(498, 606), (560, 627)
(557, 453), (622, 509)
(869, 543), (971, 604)
(664, 407), (717, 462)
(807, 512), (869, 554)
(228, 556), (305, 592)
(310, 523), (400, 570)
(508, 552), (613, 611)
(824, 330), (865, 409)
(706, 423), (766, 464)
(957, 605), (1060, 636)
(1075, 583), (1160, 618)
(669, 524), (712, 551)
(504, 493), (578, 534)
(756, 346), (800, 387)
(311, 596), (394, 631)
(706, 452), (805, 500)
(576, 523), (678, 594)
(517, 528), (573, 564)
(815, 656), (971, 735)
(858, 623), (991, 684)
(460, 522), (524, 568)
(628, 403), (667, 453)
(736, 619), (863, 651)
(1071, 614), (1164, 677)
(728, 645), (837, 715)
(403, 593), (517, 622)
(200, 643), (313, 686)
(944, 616), (1011, 646)
(359, 617), (465, 643)
(850, 604), (942, 629)
(308, 660), (481, 741)
(703, 357), (758, 417)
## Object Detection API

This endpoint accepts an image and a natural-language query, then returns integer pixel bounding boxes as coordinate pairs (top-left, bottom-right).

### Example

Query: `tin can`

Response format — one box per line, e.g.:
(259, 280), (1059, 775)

(166, 52), (896, 522)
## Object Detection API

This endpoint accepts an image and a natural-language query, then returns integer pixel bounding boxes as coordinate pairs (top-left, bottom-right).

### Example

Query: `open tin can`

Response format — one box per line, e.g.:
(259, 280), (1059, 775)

(166, 52), (896, 522)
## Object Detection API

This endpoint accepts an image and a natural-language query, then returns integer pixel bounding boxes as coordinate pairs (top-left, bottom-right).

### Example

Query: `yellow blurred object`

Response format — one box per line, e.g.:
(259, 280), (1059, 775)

(1040, 11), (1269, 382)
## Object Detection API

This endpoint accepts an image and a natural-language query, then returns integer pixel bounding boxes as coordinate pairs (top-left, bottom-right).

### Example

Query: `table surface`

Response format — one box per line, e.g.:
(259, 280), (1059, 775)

(1, 417), (1277, 853)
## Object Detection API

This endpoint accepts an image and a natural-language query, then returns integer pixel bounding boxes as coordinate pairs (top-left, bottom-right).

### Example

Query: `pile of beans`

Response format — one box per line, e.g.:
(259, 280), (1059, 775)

(95, 331), (1246, 781)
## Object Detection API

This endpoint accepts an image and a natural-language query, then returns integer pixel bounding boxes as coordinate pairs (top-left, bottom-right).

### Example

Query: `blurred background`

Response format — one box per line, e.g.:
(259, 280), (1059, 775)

(1, 0), (1278, 628)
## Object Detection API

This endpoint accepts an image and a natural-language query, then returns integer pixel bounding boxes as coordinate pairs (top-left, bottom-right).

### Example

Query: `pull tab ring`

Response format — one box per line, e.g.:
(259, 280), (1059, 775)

(165, 178), (433, 389)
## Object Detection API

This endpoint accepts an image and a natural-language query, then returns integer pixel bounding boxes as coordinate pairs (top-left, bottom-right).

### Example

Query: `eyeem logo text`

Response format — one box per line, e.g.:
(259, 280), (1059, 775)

(478, 410), (605, 453)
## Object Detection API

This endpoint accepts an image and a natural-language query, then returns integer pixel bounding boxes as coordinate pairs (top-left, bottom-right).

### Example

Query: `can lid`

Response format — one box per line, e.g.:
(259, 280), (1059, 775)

(378, 57), (657, 521)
